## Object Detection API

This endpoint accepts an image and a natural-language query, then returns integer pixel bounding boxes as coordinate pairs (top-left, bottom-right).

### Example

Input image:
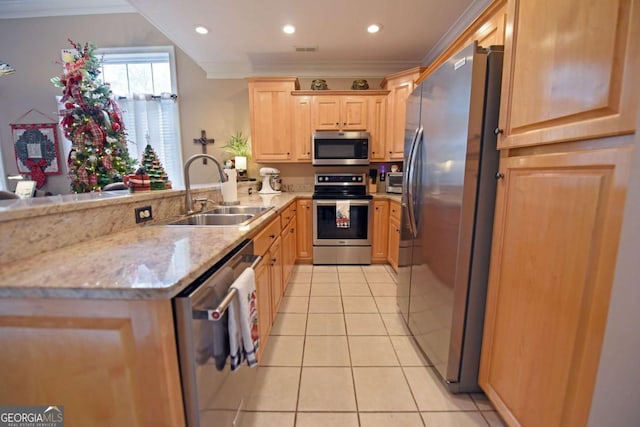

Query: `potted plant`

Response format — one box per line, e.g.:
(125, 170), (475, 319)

(222, 131), (251, 178)
(222, 131), (250, 157)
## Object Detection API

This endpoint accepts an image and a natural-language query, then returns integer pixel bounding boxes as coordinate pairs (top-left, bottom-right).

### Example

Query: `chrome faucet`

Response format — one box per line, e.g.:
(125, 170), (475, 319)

(183, 153), (228, 215)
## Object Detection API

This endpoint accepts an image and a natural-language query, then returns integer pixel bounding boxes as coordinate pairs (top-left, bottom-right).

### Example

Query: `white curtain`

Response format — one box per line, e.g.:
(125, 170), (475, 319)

(0, 140), (6, 191)
(118, 93), (183, 188)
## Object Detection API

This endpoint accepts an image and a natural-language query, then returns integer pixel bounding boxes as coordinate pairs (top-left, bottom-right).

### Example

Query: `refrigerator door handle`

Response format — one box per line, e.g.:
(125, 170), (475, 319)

(407, 126), (423, 238)
(402, 127), (419, 199)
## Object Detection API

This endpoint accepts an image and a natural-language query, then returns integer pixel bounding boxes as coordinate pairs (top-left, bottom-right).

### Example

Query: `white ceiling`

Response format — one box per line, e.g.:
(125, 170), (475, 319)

(0, 0), (491, 79)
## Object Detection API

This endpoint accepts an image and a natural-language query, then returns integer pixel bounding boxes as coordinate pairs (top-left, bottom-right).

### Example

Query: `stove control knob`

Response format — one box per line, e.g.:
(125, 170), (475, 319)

(352, 177), (356, 181)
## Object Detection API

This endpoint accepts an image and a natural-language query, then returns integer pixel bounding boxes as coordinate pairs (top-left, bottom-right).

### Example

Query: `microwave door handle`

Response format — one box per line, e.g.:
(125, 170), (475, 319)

(406, 126), (423, 238)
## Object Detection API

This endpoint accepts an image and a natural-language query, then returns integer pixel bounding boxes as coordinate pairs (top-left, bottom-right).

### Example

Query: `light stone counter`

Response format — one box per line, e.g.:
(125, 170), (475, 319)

(0, 191), (307, 299)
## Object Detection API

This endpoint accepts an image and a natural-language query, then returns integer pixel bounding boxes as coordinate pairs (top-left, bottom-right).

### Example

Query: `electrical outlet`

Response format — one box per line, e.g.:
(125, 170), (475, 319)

(135, 206), (153, 224)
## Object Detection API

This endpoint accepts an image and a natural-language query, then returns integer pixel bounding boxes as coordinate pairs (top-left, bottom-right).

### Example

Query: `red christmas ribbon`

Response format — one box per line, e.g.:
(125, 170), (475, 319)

(25, 159), (48, 189)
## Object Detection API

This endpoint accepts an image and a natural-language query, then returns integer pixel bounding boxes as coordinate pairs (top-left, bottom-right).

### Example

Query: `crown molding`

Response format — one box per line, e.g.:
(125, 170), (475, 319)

(0, 0), (135, 19)
(421, 0), (492, 66)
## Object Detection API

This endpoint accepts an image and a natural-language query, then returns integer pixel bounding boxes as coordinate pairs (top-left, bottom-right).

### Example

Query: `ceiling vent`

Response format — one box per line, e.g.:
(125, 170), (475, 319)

(295, 46), (318, 53)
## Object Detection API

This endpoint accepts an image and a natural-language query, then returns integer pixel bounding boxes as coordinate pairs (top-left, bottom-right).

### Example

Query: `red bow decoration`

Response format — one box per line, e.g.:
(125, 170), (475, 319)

(25, 159), (48, 189)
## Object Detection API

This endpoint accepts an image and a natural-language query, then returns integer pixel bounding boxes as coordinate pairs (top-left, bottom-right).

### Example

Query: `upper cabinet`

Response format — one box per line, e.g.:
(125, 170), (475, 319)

(292, 95), (312, 161)
(381, 67), (425, 160)
(368, 96), (388, 162)
(312, 95), (368, 131)
(247, 77), (299, 163)
(497, 0), (639, 149)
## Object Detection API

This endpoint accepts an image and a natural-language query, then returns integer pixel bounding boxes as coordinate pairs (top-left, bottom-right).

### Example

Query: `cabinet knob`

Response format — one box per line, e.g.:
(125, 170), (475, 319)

(306, 206), (310, 209)
(335, 122), (339, 126)
(494, 128), (504, 135)
(269, 234), (275, 239)
(495, 172), (505, 180)
(290, 228), (294, 233)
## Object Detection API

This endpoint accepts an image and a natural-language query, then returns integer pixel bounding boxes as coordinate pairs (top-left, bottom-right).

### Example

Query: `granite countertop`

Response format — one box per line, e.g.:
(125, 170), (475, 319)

(0, 192), (304, 300)
(0, 190), (399, 300)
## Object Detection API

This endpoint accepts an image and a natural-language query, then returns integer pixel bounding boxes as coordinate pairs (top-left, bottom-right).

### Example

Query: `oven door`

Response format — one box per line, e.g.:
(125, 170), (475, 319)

(313, 199), (372, 246)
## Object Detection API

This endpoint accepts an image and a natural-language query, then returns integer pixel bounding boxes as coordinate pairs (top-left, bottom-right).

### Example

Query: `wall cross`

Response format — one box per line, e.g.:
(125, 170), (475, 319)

(193, 130), (215, 164)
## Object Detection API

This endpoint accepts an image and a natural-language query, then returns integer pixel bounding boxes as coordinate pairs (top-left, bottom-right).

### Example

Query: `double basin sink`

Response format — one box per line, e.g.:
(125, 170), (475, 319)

(169, 205), (273, 227)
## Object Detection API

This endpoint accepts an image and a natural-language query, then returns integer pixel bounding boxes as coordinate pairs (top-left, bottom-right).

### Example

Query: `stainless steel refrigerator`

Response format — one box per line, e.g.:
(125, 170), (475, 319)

(398, 42), (503, 392)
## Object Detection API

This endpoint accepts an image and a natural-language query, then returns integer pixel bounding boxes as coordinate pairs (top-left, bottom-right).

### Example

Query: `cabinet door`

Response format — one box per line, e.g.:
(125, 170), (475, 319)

(296, 199), (313, 261)
(292, 96), (312, 161)
(249, 80), (294, 162)
(473, 4), (506, 48)
(255, 256), (271, 361)
(479, 147), (632, 427)
(313, 96), (341, 130)
(368, 96), (387, 161)
(341, 96), (368, 130)
(387, 216), (400, 271)
(371, 200), (389, 262)
(269, 235), (283, 320)
(281, 217), (296, 291)
(497, 0), (639, 149)
(386, 81), (415, 160)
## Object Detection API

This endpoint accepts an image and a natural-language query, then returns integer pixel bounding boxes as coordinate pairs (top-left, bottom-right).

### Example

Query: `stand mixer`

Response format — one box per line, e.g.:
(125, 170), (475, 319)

(258, 167), (281, 194)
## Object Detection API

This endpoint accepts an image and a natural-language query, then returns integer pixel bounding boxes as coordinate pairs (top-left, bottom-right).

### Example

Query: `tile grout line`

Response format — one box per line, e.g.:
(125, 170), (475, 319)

(341, 265), (362, 427)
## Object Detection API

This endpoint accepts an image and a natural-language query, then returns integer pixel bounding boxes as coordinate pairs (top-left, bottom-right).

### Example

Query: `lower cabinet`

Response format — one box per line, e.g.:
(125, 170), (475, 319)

(281, 214), (297, 291)
(387, 200), (401, 271)
(296, 199), (313, 262)
(0, 298), (186, 426)
(268, 235), (283, 321)
(479, 146), (632, 426)
(372, 199), (389, 262)
(254, 256), (272, 361)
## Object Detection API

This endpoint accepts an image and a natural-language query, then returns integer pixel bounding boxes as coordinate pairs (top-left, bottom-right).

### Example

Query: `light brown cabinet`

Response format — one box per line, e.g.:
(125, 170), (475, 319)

(496, 0), (639, 149)
(292, 95), (312, 161)
(281, 210), (297, 291)
(368, 96), (388, 161)
(478, 3), (640, 424)
(247, 77), (299, 162)
(387, 200), (401, 271)
(0, 298), (185, 426)
(312, 95), (368, 131)
(381, 67), (425, 160)
(268, 235), (283, 321)
(480, 147), (632, 426)
(371, 199), (389, 262)
(255, 255), (272, 361)
(296, 199), (313, 262)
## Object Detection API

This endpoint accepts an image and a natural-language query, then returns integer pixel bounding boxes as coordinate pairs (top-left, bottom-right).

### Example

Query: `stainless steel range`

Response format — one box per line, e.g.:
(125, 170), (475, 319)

(312, 173), (373, 265)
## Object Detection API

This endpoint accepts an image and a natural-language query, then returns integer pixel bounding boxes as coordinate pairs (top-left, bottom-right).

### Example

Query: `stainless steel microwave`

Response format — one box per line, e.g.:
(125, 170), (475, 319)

(312, 131), (370, 166)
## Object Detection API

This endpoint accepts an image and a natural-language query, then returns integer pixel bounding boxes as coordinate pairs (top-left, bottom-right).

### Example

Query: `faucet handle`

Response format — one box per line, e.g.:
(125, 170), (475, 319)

(193, 198), (216, 212)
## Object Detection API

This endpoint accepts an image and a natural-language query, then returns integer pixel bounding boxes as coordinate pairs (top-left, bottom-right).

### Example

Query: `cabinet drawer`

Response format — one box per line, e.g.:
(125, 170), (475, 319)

(254, 216), (281, 256)
(389, 201), (401, 222)
(280, 203), (295, 230)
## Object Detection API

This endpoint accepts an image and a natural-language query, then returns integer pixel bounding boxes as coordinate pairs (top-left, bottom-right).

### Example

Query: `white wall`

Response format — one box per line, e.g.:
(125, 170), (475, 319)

(587, 116), (640, 425)
(0, 13), (250, 194)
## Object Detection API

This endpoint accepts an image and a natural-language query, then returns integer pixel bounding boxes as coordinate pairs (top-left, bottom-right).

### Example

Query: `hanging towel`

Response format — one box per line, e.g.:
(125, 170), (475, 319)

(336, 200), (351, 228)
(227, 267), (259, 371)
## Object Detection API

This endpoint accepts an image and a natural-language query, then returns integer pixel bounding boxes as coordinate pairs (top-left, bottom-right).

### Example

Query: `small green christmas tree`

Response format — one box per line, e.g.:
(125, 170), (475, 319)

(142, 144), (171, 190)
(52, 40), (135, 193)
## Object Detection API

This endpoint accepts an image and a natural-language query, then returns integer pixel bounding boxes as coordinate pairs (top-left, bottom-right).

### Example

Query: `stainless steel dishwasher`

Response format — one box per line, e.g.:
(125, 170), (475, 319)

(173, 239), (260, 427)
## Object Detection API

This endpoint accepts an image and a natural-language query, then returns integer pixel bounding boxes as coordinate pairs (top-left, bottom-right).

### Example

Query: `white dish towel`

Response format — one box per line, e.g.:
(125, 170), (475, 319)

(227, 267), (259, 371)
(336, 200), (351, 228)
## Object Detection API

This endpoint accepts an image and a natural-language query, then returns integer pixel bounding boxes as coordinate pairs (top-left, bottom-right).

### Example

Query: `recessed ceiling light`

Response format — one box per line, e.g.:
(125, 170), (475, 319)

(195, 26), (209, 35)
(283, 24), (296, 34)
(367, 24), (382, 34)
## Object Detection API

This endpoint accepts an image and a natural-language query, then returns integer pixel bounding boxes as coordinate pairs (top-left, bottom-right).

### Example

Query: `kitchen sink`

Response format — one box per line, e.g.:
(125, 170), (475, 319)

(206, 206), (272, 215)
(167, 206), (273, 227)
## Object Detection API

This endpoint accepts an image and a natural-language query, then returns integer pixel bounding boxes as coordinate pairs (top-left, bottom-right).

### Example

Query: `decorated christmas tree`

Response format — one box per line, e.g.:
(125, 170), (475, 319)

(52, 40), (135, 193)
(141, 143), (171, 190)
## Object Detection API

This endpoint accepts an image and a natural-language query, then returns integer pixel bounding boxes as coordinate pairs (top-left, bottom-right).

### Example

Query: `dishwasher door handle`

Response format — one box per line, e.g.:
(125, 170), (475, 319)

(192, 255), (262, 322)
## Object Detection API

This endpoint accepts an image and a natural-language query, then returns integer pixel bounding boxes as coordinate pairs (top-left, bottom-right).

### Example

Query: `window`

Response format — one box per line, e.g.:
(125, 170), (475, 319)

(97, 46), (183, 188)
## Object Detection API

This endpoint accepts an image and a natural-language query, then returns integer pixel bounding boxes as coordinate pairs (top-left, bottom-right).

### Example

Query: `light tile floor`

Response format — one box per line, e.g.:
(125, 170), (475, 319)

(244, 264), (506, 427)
